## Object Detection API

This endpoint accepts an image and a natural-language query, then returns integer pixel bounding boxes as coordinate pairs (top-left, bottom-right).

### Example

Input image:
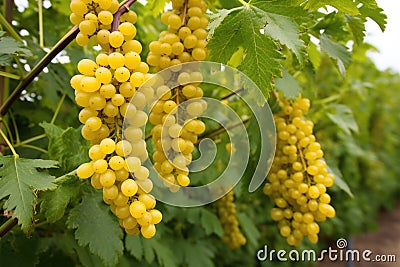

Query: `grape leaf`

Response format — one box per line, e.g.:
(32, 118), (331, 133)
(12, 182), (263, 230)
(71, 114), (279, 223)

(253, 0), (307, 19)
(307, 41), (321, 70)
(327, 104), (359, 135)
(326, 162), (354, 198)
(0, 31), (32, 66)
(208, 6), (284, 96)
(146, 0), (168, 17)
(345, 15), (365, 46)
(40, 123), (89, 173)
(359, 3), (386, 32)
(183, 241), (215, 267)
(200, 209), (224, 236)
(125, 235), (144, 261)
(319, 34), (351, 77)
(263, 13), (305, 62)
(39, 173), (81, 223)
(150, 239), (179, 267)
(237, 212), (260, 248)
(207, 9), (234, 38)
(275, 69), (302, 99)
(305, 0), (360, 16)
(67, 190), (124, 267)
(142, 237), (156, 263)
(0, 156), (58, 232)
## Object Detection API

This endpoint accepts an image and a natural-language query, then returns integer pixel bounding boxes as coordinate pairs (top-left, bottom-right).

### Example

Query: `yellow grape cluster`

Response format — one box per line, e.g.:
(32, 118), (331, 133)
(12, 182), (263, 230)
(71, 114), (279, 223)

(147, 0), (208, 69)
(147, 0), (208, 190)
(215, 190), (247, 250)
(70, 0), (139, 49)
(70, 1), (162, 238)
(263, 95), (336, 246)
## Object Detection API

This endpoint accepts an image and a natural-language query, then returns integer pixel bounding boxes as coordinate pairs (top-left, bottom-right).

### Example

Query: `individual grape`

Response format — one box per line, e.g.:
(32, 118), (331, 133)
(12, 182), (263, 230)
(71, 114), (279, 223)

(109, 31), (124, 48)
(77, 162), (94, 179)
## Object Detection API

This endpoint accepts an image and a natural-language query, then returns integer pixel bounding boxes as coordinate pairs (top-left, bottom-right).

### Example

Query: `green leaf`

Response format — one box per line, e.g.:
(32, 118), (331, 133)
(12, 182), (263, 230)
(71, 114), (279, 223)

(326, 162), (354, 198)
(307, 41), (321, 70)
(67, 190), (124, 267)
(359, 4), (386, 32)
(207, 9), (234, 38)
(151, 239), (179, 267)
(146, 0), (168, 17)
(200, 208), (224, 236)
(208, 6), (284, 96)
(345, 15), (365, 46)
(125, 235), (144, 261)
(142, 237), (156, 263)
(275, 69), (302, 99)
(319, 34), (351, 76)
(305, 0), (360, 16)
(183, 241), (215, 267)
(263, 13), (304, 62)
(39, 173), (81, 223)
(0, 31), (32, 66)
(327, 104), (359, 135)
(0, 156), (58, 231)
(237, 212), (260, 248)
(253, 0), (307, 19)
(40, 123), (89, 173)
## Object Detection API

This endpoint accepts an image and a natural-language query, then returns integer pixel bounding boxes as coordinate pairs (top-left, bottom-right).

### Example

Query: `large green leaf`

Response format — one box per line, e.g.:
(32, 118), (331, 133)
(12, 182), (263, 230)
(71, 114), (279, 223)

(237, 212), (261, 248)
(208, 6), (284, 96)
(0, 156), (58, 231)
(67, 190), (124, 267)
(359, 0), (387, 31)
(200, 208), (224, 236)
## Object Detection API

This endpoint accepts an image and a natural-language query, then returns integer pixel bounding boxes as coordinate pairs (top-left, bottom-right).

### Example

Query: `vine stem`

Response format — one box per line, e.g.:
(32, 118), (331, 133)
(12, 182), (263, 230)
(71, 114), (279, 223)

(0, 217), (18, 238)
(220, 87), (244, 101)
(0, 13), (23, 43)
(196, 117), (251, 145)
(50, 93), (66, 124)
(0, 26), (79, 117)
(238, 0), (249, 6)
(0, 126), (18, 157)
(181, 0), (189, 25)
(38, 0), (44, 47)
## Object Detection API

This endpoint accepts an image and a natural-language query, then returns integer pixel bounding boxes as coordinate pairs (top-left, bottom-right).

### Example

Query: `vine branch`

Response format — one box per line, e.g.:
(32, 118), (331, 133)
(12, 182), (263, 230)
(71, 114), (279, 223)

(181, 0), (189, 26)
(0, 26), (79, 117)
(0, 217), (18, 238)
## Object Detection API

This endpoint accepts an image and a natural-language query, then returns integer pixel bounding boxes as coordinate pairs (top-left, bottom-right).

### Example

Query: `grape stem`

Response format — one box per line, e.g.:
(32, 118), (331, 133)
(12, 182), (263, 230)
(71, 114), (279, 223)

(297, 144), (311, 184)
(196, 117), (251, 145)
(109, 0), (138, 53)
(220, 87), (244, 101)
(181, 0), (189, 26)
(0, 126), (18, 157)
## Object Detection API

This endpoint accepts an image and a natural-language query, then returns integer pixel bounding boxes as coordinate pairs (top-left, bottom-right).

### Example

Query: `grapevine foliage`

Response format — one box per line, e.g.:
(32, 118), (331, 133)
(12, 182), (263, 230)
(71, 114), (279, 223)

(0, 0), (399, 267)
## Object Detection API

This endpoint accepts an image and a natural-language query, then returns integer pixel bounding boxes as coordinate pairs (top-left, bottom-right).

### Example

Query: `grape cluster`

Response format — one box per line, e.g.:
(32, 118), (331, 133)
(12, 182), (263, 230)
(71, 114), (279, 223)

(71, 1), (162, 238)
(147, 0), (208, 69)
(147, 0), (208, 190)
(215, 190), (247, 250)
(70, 0), (138, 49)
(263, 95), (336, 246)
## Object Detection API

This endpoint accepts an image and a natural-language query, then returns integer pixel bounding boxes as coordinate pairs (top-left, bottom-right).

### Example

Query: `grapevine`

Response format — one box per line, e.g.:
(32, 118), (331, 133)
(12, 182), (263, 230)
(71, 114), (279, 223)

(147, 0), (208, 191)
(70, 0), (161, 238)
(263, 94), (336, 246)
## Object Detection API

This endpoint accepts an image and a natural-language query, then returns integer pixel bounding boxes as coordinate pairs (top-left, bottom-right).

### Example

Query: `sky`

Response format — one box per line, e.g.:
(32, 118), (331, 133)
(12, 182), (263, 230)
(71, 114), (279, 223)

(364, 0), (400, 73)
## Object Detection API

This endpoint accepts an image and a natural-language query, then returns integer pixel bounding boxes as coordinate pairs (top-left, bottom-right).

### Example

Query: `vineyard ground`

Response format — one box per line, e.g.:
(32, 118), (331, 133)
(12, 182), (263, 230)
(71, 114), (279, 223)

(317, 204), (400, 267)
